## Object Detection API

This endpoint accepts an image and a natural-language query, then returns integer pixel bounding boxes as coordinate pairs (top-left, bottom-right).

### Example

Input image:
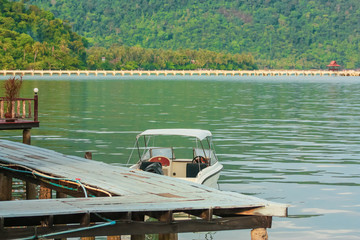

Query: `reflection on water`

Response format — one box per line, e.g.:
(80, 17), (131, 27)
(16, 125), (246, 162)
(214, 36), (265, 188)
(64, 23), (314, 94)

(1, 76), (360, 239)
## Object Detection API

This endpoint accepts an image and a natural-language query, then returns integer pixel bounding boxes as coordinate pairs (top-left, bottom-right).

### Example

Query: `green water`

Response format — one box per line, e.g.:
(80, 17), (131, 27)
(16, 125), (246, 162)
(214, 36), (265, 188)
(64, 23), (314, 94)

(1, 75), (360, 239)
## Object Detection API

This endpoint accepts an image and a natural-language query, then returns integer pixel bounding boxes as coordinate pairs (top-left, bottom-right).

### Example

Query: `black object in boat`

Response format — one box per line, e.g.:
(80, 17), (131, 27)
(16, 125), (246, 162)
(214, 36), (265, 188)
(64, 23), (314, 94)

(142, 162), (164, 175)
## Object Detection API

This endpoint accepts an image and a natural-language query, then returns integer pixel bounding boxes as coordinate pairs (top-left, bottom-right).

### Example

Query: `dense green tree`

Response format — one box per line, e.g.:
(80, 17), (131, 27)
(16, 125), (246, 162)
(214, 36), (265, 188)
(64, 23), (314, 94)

(3, 0), (360, 70)
(23, 0), (360, 69)
(0, 0), (257, 70)
(0, 0), (88, 69)
(86, 45), (257, 70)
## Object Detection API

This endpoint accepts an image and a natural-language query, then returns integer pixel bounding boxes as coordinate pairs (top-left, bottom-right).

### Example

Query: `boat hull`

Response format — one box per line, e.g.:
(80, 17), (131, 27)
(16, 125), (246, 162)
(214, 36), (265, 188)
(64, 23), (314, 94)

(178, 161), (223, 188)
(196, 161), (223, 188)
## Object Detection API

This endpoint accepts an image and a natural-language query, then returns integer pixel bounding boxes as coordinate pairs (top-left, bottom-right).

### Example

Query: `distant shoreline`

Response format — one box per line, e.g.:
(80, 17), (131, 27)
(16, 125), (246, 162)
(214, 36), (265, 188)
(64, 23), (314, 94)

(1, 69), (360, 77)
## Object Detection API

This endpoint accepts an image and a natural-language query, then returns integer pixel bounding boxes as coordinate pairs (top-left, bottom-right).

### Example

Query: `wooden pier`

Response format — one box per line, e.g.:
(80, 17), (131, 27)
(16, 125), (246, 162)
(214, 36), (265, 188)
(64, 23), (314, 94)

(0, 139), (288, 239)
(1, 69), (360, 77)
(0, 91), (39, 145)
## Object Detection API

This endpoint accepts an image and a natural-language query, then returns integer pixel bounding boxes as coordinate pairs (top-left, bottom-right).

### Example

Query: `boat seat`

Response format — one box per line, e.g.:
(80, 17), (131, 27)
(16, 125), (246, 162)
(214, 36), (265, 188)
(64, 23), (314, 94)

(186, 163), (207, 178)
(149, 156), (170, 166)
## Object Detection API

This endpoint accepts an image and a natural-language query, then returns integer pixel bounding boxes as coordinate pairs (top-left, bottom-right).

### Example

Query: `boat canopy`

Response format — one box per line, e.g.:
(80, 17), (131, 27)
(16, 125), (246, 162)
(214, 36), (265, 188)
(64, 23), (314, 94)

(137, 129), (212, 141)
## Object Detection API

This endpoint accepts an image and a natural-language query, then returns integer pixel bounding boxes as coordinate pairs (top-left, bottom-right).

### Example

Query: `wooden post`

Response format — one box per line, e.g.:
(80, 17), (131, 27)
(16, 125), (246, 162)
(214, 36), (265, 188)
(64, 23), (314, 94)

(131, 213), (145, 240)
(104, 151), (118, 240)
(0, 173), (12, 201)
(28, 100), (32, 118)
(34, 93), (38, 122)
(251, 228), (268, 240)
(81, 213), (95, 240)
(38, 181), (52, 233)
(17, 100), (20, 117)
(55, 192), (67, 240)
(23, 128), (38, 199)
(0, 100), (4, 118)
(22, 100), (26, 118)
(23, 128), (31, 145)
(77, 152), (95, 240)
(26, 182), (37, 199)
(159, 212), (177, 240)
(131, 234), (145, 240)
(84, 152), (92, 160)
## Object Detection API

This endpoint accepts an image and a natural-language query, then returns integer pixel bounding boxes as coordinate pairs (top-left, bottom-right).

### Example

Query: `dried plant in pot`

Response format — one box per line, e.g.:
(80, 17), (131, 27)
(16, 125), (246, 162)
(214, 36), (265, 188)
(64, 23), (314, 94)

(3, 76), (23, 121)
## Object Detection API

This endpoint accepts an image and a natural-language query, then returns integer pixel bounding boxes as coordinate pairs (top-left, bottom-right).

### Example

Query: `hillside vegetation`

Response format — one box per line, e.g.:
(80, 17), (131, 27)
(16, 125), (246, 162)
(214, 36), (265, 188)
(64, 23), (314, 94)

(0, 0), (88, 69)
(87, 45), (257, 70)
(0, 0), (257, 70)
(23, 0), (360, 69)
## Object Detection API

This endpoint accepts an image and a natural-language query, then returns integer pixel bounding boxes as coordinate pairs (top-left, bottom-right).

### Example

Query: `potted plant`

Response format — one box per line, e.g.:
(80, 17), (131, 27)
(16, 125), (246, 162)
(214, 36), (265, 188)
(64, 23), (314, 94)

(3, 76), (23, 121)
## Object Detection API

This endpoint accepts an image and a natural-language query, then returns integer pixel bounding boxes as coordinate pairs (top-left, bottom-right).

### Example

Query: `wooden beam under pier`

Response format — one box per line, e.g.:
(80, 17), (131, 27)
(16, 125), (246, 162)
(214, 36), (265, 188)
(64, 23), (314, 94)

(2, 215), (271, 239)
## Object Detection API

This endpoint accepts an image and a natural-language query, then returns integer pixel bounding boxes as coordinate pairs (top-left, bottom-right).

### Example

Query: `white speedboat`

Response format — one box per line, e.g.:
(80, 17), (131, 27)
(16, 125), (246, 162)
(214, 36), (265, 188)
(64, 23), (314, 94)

(128, 129), (223, 188)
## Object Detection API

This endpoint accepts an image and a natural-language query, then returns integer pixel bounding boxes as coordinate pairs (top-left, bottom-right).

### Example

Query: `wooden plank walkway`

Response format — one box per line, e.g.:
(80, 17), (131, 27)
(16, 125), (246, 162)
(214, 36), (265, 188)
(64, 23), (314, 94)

(0, 139), (287, 239)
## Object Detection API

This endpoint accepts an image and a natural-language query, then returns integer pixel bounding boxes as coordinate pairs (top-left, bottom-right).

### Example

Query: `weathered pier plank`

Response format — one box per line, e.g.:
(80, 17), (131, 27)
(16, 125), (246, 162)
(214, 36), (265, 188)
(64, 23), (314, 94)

(0, 140), (286, 214)
(0, 139), (287, 239)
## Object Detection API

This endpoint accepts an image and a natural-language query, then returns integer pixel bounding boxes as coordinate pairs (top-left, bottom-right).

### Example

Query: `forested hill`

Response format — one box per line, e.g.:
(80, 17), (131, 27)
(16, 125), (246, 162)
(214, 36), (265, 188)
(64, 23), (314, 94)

(0, 0), (256, 70)
(22, 0), (360, 69)
(0, 0), (88, 69)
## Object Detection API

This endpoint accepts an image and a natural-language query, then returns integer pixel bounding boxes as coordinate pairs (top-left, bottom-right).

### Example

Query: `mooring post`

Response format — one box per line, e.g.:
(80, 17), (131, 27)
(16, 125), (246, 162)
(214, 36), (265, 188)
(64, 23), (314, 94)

(251, 228), (268, 240)
(0, 173), (12, 201)
(84, 152), (92, 160)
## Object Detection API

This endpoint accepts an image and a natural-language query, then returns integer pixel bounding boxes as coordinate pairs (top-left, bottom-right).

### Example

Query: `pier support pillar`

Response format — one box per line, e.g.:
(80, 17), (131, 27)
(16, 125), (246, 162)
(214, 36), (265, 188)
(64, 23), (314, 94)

(23, 128), (38, 199)
(81, 213), (95, 240)
(159, 212), (178, 240)
(25, 162), (37, 199)
(54, 192), (68, 240)
(251, 228), (268, 240)
(0, 173), (12, 201)
(131, 234), (145, 240)
(22, 128), (31, 145)
(159, 233), (178, 240)
(26, 182), (37, 199)
(131, 213), (145, 240)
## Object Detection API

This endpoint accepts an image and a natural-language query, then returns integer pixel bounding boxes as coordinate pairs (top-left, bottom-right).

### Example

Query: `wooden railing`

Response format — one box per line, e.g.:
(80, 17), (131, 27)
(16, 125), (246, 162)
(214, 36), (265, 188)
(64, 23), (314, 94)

(0, 94), (38, 122)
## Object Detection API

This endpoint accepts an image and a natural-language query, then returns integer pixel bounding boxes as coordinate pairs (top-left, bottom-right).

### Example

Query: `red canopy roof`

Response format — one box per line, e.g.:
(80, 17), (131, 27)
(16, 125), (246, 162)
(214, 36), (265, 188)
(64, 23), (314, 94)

(327, 61), (340, 67)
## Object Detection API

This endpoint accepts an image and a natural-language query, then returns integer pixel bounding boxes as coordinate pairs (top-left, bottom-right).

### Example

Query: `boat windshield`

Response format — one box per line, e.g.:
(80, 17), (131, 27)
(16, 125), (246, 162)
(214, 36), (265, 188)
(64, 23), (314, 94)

(132, 134), (218, 164)
(141, 147), (174, 160)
